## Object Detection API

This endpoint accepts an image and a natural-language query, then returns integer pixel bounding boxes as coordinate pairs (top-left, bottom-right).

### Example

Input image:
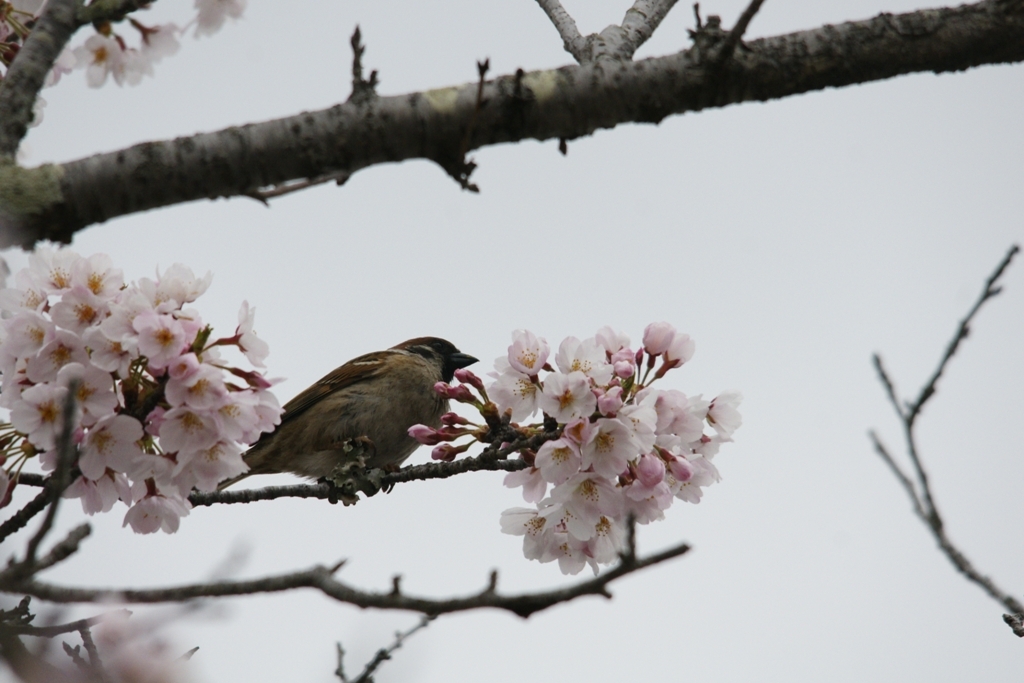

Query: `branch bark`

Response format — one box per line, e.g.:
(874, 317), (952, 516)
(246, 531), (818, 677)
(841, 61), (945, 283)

(1, 539), (691, 619)
(0, 0), (80, 159)
(2, 0), (1022, 248)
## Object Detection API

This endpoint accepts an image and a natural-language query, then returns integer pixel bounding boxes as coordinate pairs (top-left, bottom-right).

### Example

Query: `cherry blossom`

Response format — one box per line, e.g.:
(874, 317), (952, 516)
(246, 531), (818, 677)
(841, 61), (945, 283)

(123, 494), (190, 534)
(77, 415), (144, 480)
(538, 371), (595, 422)
(535, 438), (581, 485)
(10, 383), (68, 450)
(507, 329), (549, 376)
(555, 336), (613, 384)
(708, 391), (744, 438)
(236, 301), (269, 367)
(642, 321), (676, 355)
(0, 248), (280, 534)
(486, 323), (741, 573)
(74, 34), (128, 87)
(488, 364), (540, 422)
(194, 0), (247, 38)
(503, 467), (547, 503)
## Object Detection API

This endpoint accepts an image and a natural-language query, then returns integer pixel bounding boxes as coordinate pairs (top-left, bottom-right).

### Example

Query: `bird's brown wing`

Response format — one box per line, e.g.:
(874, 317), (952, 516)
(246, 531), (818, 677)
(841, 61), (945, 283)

(277, 351), (389, 425)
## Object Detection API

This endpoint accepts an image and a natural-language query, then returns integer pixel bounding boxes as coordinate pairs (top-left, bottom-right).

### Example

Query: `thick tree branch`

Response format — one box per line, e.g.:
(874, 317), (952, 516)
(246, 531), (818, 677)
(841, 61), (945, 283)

(2, 0), (1023, 248)
(0, 539), (691, 618)
(871, 244), (1024, 633)
(0, 0), (79, 158)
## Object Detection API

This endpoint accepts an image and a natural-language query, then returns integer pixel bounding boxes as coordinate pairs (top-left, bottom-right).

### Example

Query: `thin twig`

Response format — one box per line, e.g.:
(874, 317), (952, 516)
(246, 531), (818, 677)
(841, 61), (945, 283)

(906, 244), (1020, 426)
(6, 610), (129, 638)
(3, 540), (692, 619)
(78, 624), (106, 680)
(340, 615), (435, 683)
(190, 452), (531, 507)
(0, 486), (53, 543)
(12, 473), (47, 488)
(244, 170), (351, 204)
(868, 431), (925, 520)
(870, 244), (1023, 632)
(347, 25), (379, 104)
(713, 0), (766, 64)
(24, 382), (79, 565)
(535, 0), (588, 63)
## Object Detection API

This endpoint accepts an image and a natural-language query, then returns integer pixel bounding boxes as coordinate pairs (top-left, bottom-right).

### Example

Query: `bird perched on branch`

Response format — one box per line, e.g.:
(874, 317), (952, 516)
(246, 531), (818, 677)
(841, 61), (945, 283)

(218, 337), (477, 490)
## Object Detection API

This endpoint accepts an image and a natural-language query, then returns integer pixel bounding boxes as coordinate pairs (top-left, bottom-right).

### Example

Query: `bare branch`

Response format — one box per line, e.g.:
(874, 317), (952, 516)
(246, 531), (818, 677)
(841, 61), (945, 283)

(5, 610), (129, 638)
(77, 625), (105, 679)
(1003, 612), (1024, 638)
(76, 0), (158, 25)
(871, 354), (905, 421)
(906, 244), (1020, 426)
(6, 0), (1024, 247)
(870, 244), (1024, 631)
(0, 0), (79, 157)
(713, 0), (767, 64)
(23, 382), (79, 566)
(338, 615), (435, 683)
(619, 0), (680, 58)
(190, 452), (531, 507)
(0, 485), (54, 543)
(13, 473), (47, 488)
(3, 540), (691, 618)
(244, 170), (351, 203)
(535, 0), (588, 63)
(347, 26), (379, 105)
(868, 430), (925, 520)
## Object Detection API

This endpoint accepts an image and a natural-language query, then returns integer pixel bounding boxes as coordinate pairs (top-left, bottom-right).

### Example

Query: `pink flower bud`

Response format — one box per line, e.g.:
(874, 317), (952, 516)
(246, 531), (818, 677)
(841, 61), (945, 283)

(597, 386), (623, 415)
(613, 360), (634, 378)
(643, 321), (676, 355)
(454, 367), (486, 392)
(636, 453), (666, 487)
(434, 382), (475, 403)
(448, 384), (476, 403)
(408, 424), (442, 445)
(441, 412), (470, 426)
(431, 444), (459, 461)
(668, 455), (694, 482)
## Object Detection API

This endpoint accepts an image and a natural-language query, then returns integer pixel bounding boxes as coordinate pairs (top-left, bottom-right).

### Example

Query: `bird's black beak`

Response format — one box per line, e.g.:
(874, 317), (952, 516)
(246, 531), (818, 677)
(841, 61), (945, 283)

(450, 352), (478, 370)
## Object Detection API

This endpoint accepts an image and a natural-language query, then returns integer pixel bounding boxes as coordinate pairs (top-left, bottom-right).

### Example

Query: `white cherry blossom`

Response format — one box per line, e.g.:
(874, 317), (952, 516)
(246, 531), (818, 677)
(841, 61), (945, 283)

(538, 371), (595, 422)
(507, 329), (549, 376)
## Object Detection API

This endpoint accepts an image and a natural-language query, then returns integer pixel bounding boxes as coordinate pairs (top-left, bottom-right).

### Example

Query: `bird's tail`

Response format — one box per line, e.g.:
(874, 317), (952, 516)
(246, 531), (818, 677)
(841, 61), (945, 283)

(216, 471), (252, 491)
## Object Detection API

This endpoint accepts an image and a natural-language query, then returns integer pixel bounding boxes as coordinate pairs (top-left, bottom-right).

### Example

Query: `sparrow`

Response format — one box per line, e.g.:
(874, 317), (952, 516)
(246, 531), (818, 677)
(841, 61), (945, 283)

(218, 337), (477, 490)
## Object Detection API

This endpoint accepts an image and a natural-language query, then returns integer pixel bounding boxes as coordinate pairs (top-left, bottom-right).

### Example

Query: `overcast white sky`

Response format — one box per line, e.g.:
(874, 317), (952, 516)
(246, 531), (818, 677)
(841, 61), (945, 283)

(2, 0), (1023, 681)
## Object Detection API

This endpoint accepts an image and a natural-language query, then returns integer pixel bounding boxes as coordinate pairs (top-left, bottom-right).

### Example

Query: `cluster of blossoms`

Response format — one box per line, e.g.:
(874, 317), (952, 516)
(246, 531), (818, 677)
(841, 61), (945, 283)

(410, 324), (742, 575)
(0, 247), (281, 533)
(1, 0), (245, 98)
